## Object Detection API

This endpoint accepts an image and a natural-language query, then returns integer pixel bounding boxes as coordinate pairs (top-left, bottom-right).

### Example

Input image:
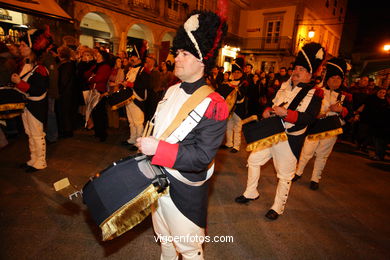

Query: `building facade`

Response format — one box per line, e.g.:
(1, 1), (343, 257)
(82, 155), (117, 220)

(226, 0), (347, 73)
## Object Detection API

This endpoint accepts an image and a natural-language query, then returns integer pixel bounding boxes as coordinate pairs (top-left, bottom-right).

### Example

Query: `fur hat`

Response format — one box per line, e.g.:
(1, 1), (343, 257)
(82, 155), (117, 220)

(19, 26), (53, 57)
(231, 57), (244, 72)
(294, 42), (325, 74)
(325, 57), (347, 81)
(171, 1), (228, 71)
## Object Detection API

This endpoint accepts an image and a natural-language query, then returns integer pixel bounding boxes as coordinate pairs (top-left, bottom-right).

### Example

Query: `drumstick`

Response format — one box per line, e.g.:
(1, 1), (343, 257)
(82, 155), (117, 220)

(146, 121), (154, 137)
(142, 121), (150, 137)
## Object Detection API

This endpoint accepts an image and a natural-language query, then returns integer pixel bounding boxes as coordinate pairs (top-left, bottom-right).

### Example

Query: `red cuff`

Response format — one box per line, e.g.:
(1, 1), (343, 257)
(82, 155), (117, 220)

(126, 82), (134, 88)
(341, 107), (348, 118)
(16, 80), (30, 92)
(151, 141), (179, 168)
(284, 109), (298, 123)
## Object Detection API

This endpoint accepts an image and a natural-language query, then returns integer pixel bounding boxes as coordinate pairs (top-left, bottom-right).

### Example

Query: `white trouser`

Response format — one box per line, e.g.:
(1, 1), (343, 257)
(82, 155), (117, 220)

(225, 112), (242, 150)
(295, 136), (337, 183)
(152, 192), (205, 260)
(21, 108), (47, 169)
(125, 102), (144, 144)
(243, 140), (296, 214)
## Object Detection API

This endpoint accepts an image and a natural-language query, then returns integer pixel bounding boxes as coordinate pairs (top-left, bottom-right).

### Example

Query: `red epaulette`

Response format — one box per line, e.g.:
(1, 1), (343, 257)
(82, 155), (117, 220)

(35, 65), (49, 77)
(204, 92), (229, 121)
(314, 87), (324, 99)
(342, 91), (352, 102)
(143, 66), (151, 74)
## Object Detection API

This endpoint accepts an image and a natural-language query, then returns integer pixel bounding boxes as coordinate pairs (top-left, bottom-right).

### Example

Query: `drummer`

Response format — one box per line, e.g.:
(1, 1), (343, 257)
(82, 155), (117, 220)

(122, 46), (151, 150)
(292, 57), (352, 190)
(11, 27), (53, 172)
(136, 10), (228, 260)
(235, 42), (325, 220)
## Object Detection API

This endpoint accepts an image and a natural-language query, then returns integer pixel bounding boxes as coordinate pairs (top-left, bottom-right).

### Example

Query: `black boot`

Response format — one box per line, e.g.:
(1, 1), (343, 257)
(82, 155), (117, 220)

(310, 181), (319, 190)
(265, 209), (279, 220)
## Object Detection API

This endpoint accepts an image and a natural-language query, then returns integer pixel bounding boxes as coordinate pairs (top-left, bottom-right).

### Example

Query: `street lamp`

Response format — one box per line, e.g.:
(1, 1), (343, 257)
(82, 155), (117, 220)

(308, 27), (315, 39)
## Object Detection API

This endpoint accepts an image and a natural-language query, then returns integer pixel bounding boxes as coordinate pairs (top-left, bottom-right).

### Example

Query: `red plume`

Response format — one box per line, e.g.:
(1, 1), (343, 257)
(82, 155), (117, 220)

(203, 0), (229, 60)
(216, 0), (229, 22)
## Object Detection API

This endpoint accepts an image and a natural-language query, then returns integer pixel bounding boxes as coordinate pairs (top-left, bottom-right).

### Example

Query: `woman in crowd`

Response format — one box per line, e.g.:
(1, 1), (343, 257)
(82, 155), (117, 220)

(84, 50), (112, 142)
(11, 28), (52, 172)
(159, 61), (174, 91)
(107, 57), (125, 128)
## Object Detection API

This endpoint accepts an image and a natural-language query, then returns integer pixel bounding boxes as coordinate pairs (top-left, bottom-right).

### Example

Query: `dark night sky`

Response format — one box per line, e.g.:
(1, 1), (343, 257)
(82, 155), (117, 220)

(346, 1), (390, 53)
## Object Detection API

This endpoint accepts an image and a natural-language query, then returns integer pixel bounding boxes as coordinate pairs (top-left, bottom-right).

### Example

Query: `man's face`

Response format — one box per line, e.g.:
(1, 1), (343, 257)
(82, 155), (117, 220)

(145, 57), (155, 70)
(232, 70), (243, 80)
(174, 49), (204, 82)
(211, 67), (218, 75)
(359, 77), (369, 87)
(130, 56), (141, 66)
(19, 41), (31, 58)
(280, 68), (286, 76)
(377, 89), (386, 99)
(244, 65), (252, 74)
(291, 65), (311, 85)
(327, 75), (342, 90)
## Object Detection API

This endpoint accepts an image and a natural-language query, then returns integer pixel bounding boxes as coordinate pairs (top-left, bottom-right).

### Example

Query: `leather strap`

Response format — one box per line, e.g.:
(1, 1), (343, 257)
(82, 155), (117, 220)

(159, 85), (214, 141)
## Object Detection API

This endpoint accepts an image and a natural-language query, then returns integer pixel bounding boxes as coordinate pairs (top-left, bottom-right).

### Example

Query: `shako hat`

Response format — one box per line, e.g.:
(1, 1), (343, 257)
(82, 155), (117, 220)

(294, 42), (325, 74)
(231, 57), (244, 72)
(19, 25), (53, 57)
(171, 0), (228, 70)
(325, 57), (347, 81)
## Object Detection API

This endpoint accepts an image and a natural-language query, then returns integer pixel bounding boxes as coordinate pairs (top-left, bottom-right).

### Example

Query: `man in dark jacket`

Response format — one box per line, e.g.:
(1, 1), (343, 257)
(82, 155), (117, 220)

(136, 9), (228, 259)
(235, 42), (325, 220)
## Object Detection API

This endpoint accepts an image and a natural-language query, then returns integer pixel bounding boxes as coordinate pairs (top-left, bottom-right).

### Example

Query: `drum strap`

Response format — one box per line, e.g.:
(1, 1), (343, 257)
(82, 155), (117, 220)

(159, 85), (214, 140)
(158, 85), (215, 187)
(287, 85), (312, 110)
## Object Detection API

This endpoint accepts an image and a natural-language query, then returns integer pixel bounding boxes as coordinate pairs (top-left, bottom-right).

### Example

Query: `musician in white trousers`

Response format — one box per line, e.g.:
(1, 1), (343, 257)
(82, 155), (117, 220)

(293, 57), (352, 190)
(224, 61), (248, 153)
(136, 10), (228, 260)
(11, 27), (52, 172)
(123, 54), (150, 148)
(235, 42), (325, 220)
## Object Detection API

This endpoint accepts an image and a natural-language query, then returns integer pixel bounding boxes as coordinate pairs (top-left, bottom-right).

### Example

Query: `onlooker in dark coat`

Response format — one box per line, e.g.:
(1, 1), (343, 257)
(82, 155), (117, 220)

(57, 46), (77, 138)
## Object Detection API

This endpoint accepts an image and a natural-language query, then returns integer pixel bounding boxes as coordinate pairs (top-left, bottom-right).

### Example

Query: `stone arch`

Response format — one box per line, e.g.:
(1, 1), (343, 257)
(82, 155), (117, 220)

(125, 23), (155, 55)
(158, 31), (176, 63)
(74, 4), (121, 52)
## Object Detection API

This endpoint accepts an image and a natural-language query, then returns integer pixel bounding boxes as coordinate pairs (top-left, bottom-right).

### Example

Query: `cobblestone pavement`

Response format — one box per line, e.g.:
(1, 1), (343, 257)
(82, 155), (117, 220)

(1, 126), (389, 260)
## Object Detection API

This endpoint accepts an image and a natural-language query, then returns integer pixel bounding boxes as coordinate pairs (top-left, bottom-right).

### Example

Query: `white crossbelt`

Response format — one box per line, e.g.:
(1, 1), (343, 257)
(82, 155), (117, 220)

(164, 97), (215, 186)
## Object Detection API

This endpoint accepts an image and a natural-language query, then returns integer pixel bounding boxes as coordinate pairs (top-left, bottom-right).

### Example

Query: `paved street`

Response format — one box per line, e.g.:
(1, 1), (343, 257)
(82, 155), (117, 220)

(1, 125), (389, 260)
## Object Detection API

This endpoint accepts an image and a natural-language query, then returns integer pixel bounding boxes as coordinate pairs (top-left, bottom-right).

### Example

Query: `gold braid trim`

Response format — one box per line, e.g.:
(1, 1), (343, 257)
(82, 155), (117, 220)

(100, 184), (167, 241)
(225, 89), (237, 113)
(110, 96), (135, 111)
(307, 128), (343, 141)
(0, 103), (25, 112)
(246, 132), (288, 152)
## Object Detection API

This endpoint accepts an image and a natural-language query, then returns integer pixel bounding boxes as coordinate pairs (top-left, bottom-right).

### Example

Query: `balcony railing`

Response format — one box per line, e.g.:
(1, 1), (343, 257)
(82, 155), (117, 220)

(242, 36), (292, 52)
(128, 0), (159, 16)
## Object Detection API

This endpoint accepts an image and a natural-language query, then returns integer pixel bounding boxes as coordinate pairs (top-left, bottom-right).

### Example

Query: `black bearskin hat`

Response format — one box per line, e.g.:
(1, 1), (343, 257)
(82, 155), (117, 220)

(171, 6), (228, 71)
(231, 57), (244, 72)
(325, 57), (347, 82)
(294, 42), (325, 74)
(19, 26), (53, 57)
